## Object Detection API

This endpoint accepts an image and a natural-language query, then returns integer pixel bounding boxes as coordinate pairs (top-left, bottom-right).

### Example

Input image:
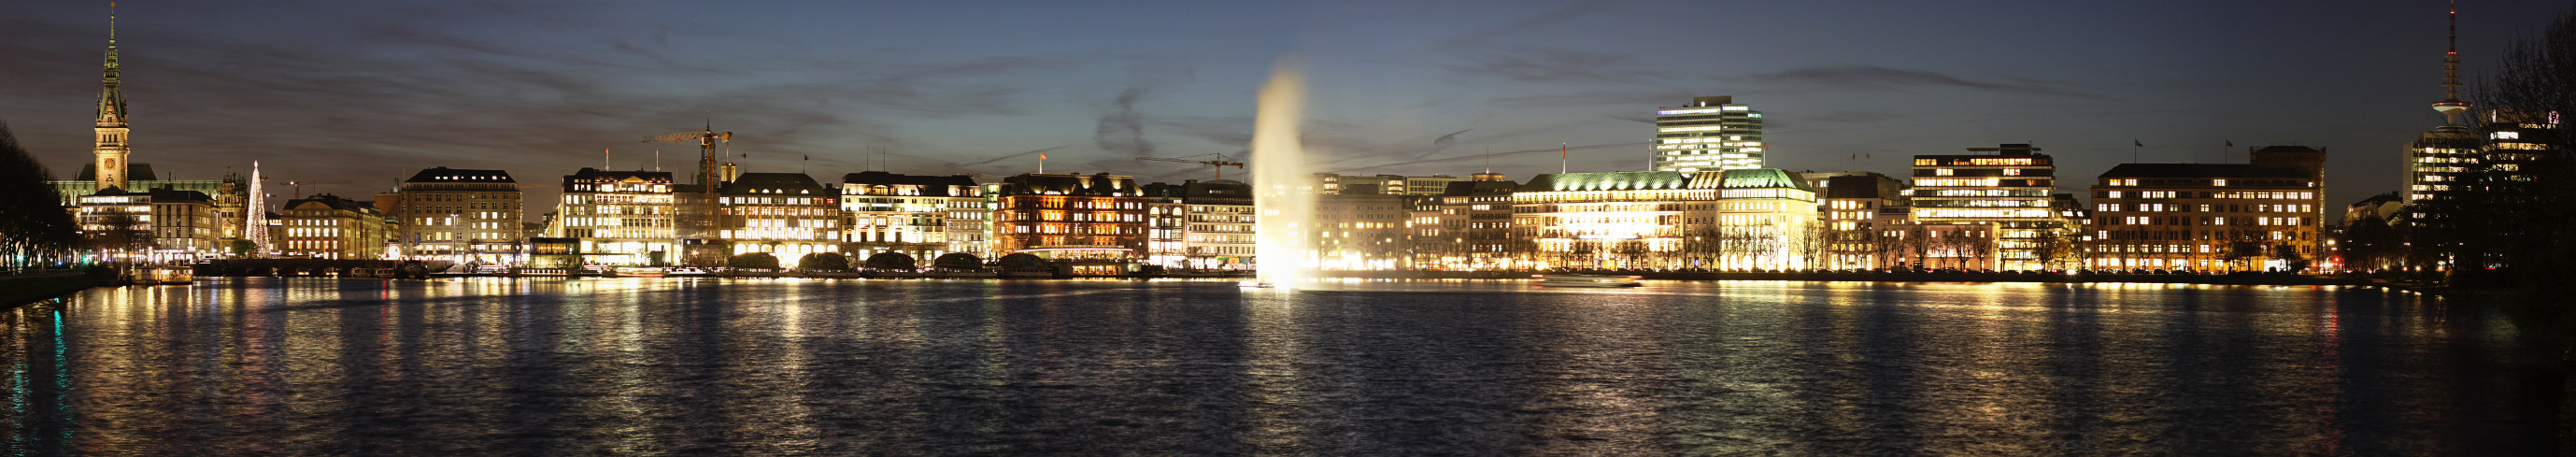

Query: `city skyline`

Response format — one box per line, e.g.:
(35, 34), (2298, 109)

(2, 0), (2569, 218)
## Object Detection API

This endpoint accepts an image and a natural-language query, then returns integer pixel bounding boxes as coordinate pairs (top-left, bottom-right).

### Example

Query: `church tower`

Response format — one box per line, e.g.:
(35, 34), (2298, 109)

(93, 6), (132, 192)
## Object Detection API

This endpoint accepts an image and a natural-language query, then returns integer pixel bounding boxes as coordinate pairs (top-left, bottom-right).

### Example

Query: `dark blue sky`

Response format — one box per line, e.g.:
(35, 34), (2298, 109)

(2, 0), (2566, 219)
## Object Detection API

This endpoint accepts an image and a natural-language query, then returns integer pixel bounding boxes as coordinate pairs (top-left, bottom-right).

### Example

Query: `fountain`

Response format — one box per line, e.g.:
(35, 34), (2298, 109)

(1247, 60), (1314, 288)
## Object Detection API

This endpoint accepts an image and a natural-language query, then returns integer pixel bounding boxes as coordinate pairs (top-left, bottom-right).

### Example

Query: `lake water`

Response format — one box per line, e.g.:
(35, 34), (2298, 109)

(2, 278), (2564, 455)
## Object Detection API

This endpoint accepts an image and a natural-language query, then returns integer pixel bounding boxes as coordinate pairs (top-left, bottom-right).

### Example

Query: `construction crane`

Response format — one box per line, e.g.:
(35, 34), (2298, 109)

(644, 128), (732, 188)
(1135, 154), (1245, 181)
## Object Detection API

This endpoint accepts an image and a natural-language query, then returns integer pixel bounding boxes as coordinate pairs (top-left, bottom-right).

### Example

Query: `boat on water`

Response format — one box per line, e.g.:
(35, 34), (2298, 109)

(133, 265), (194, 285)
(1533, 274), (1643, 287)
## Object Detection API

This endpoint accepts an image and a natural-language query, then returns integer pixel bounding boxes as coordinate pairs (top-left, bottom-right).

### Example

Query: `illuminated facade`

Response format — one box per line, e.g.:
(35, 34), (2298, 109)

(1175, 180), (1255, 270)
(1144, 183), (1188, 267)
(1652, 95), (1765, 172)
(552, 168), (677, 265)
(1515, 172), (1702, 269)
(1310, 173), (1461, 195)
(717, 173), (841, 267)
(2089, 152), (2326, 271)
(391, 167), (522, 264)
(2476, 109), (2565, 195)
(2406, 127), (2480, 207)
(1909, 144), (2063, 270)
(1805, 172), (1912, 270)
(278, 193), (390, 260)
(131, 190), (224, 261)
(74, 189), (150, 262)
(840, 171), (981, 262)
(1707, 169), (1819, 271)
(1315, 193), (1411, 270)
(93, 12), (131, 193)
(991, 173), (1148, 261)
(1415, 179), (1518, 270)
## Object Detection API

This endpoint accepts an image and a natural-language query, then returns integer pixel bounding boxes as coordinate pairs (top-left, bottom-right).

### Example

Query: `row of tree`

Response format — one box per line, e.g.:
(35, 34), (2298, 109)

(0, 122), (84, 270)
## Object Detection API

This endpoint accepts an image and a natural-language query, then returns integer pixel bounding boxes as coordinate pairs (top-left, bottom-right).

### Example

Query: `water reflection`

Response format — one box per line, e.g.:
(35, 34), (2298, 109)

(0, 278), (2560, 455)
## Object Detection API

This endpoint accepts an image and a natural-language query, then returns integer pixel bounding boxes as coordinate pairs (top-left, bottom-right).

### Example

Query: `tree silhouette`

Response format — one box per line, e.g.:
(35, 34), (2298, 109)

(0, 121), (81, 270)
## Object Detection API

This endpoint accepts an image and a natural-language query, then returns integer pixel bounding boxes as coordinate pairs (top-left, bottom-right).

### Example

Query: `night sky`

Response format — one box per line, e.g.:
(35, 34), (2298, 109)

(3, 0), (2567, 221)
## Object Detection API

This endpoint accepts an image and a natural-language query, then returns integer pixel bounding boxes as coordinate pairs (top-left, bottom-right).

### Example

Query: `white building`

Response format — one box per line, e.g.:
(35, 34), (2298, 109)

(1652, 95), (1766, 172)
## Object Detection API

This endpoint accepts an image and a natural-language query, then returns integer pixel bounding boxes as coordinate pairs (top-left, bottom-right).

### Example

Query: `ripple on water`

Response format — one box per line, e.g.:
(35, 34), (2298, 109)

(0, 278), (2560, 455)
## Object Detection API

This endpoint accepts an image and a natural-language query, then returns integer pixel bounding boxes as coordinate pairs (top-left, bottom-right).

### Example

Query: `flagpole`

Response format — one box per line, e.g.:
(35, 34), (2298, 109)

(1560, 143), (1569, 174)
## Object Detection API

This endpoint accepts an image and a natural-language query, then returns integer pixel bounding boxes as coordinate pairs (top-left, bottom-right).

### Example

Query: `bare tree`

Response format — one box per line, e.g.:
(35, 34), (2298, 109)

(0, 122), (80, 270)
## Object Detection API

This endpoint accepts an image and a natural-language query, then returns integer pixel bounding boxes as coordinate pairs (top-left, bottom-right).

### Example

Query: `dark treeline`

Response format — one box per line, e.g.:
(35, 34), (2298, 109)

(0, 121), (82, 269)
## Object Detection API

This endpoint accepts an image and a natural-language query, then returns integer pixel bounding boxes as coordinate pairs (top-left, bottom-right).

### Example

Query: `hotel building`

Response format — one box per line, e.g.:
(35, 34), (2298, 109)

(716, 173), (842, 266)
(391, 167), (523, 264)
(840, 171), (981, 262)
(1514, 171), (1702, 269)
(990, 173), (1149, 262)
(551, 168), (678, 265)
(1706, 169), (1819, 271)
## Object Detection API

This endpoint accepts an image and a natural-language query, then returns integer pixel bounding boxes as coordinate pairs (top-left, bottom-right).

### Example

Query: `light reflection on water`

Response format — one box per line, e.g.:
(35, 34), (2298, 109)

(0, 278), (2561, 455)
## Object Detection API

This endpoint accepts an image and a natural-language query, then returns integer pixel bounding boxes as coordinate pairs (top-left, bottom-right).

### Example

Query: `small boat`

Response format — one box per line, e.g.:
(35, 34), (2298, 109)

(135, 265), (194, 285)
(1534, 274), (1642, 287)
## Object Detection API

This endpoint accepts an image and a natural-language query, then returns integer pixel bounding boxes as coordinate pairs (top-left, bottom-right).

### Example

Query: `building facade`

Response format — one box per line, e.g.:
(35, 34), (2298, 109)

(990, 173), (1148, 262)
(1807, 172), (1912, 270)
(2089, 147), (2328, 271)
(1176, 180), (1257, 270)
(839, 171), (980, 263)
(1416, 179), (1518, 270)
(1909, 144), (2063, 270)
(552, 168), (678, 265)
(391, 167), (523, 264)
(1514, 171), (1705, 270)
(1652, 95), (1765, 172)
(1706, 169), (1819, 271)
(1310, 173), (1461, 195)
(716, 173), (842, 267)
(278, 193), (390, 260)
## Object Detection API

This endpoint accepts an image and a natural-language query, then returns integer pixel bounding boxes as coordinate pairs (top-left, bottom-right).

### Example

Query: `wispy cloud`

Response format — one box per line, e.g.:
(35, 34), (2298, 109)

(1742, 65), (2090, 97)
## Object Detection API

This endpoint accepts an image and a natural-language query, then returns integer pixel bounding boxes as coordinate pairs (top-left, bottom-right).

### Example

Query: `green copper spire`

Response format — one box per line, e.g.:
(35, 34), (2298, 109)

(97, 3), (124, 124)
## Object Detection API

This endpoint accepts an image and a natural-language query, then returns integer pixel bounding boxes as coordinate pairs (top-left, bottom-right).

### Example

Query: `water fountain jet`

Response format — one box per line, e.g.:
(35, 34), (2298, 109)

(1248, 60), (1313, 289)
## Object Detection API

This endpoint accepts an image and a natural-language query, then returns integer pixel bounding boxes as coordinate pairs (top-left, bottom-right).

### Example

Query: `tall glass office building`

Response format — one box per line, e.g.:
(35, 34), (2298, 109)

(1651, 96), (1765, 172)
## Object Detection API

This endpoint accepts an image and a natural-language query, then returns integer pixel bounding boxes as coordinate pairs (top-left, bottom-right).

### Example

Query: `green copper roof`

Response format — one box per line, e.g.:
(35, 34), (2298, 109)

(1714, 168), (1809, 191)
(1518, 171), (1690, 193)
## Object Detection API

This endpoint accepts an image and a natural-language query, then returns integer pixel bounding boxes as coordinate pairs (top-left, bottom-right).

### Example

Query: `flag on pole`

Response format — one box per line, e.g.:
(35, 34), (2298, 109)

(2133, 139), (2142, 147)
(2225, 139), (2234, 147)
